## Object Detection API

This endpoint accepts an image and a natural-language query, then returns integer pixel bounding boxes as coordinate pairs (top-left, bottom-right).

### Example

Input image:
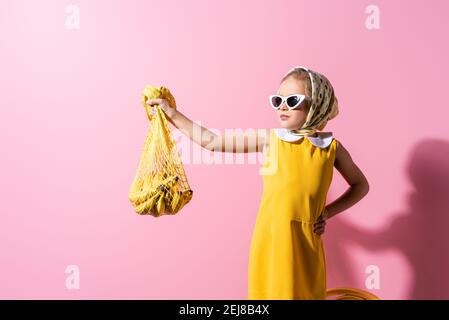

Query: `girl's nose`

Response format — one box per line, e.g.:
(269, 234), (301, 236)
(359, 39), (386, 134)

(280, 102), (289, 111)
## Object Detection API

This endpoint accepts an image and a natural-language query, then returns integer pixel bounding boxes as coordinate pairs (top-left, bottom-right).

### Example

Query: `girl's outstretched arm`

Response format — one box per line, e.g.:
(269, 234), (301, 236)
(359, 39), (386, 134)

(146, 98), (269, 153)
(323, 140), (370, 220)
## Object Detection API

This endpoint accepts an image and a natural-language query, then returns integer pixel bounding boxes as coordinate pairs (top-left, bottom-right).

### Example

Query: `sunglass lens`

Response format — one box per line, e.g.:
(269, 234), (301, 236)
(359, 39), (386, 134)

(271, 96), (283, 108)
(286, 95), (301, 108)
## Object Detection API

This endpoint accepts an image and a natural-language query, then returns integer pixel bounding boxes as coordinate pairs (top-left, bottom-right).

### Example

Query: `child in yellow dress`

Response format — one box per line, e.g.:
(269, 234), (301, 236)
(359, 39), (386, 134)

(145, 66), (370, 300)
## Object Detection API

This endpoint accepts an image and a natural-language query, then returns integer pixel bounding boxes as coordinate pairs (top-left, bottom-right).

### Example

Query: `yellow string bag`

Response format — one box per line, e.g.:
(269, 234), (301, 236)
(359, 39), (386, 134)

(128, 85), (193, 217)
(326, 287), (381, 300)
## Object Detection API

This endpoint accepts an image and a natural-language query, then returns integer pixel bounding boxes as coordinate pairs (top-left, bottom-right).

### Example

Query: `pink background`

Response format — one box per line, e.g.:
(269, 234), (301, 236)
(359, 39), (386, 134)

(1, 0), (448, 299)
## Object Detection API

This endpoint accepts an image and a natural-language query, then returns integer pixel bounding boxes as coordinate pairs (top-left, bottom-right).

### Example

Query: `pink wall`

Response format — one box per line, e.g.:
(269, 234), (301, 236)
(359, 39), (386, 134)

(1, 0), (448, 299)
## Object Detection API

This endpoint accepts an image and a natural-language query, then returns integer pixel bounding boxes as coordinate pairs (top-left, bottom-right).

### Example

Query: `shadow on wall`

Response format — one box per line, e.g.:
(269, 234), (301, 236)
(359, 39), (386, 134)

(325, 138), (449, 299)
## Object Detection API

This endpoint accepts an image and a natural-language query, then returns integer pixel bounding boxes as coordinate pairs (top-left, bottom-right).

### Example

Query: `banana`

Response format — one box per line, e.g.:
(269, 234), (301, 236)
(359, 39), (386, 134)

(135, 197), (150, 215)
(135, 202), (146, 215)
(128, 192), (139, 204)
(167, 175), (179, 188)
(136, 185), (164, 214)
(171, 191), (181, 212)
(170, 189), (193, 213)
(152, 176), (179, 215)
(182, 190), (193, 204)
(129, 180), (161, 204)
(131, 189), (155, 207)
(128, 188), (147, 203)
(156, 193), (165, 215)
(158, 175), (179, 193)
(147, 190), (163, 213)
(135, 190), (162, 215)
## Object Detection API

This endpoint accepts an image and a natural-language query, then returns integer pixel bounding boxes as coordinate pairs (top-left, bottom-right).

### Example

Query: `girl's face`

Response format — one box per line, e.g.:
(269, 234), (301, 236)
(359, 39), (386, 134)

(276, 77), (311, 131)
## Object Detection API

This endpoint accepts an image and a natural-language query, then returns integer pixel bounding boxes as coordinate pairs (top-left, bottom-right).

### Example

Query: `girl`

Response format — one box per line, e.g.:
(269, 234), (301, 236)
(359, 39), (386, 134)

(145, 66), (370, 300)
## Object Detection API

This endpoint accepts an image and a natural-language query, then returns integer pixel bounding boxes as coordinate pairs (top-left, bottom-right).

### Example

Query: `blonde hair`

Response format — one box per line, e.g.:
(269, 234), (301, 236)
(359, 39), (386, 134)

(281, 68), (312, 97)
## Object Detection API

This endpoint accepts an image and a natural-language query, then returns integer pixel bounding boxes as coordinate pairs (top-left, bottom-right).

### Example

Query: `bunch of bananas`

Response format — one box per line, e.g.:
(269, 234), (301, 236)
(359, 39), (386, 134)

(129, 175), (193, 217)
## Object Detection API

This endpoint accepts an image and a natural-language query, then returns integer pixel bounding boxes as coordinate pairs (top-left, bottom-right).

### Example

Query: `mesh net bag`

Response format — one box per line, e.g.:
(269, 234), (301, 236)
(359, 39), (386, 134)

(128, 85), (193, 217)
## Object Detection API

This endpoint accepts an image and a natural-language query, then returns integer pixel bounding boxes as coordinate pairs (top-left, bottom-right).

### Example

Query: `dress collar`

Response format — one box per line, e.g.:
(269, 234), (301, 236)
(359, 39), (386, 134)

(274, 128), (334, 149)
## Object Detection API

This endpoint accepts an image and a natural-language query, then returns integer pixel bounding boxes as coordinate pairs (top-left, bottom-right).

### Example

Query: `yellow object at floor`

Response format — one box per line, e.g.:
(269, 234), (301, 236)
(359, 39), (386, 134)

(326, 288), (380, 300)
(128, 85), (193, 217)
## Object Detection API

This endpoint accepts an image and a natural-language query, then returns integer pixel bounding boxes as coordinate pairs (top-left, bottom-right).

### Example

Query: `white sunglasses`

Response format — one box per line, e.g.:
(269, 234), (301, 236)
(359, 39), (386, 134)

(269, 94), (311, 110)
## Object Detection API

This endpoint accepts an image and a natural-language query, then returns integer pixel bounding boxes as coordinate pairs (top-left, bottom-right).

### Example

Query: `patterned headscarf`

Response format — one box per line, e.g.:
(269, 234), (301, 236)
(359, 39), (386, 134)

(283, 66), (339, 137)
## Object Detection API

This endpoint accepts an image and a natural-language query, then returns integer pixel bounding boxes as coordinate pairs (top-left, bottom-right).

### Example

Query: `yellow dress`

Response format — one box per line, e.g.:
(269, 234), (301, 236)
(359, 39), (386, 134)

(248, 128), (337, 300)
